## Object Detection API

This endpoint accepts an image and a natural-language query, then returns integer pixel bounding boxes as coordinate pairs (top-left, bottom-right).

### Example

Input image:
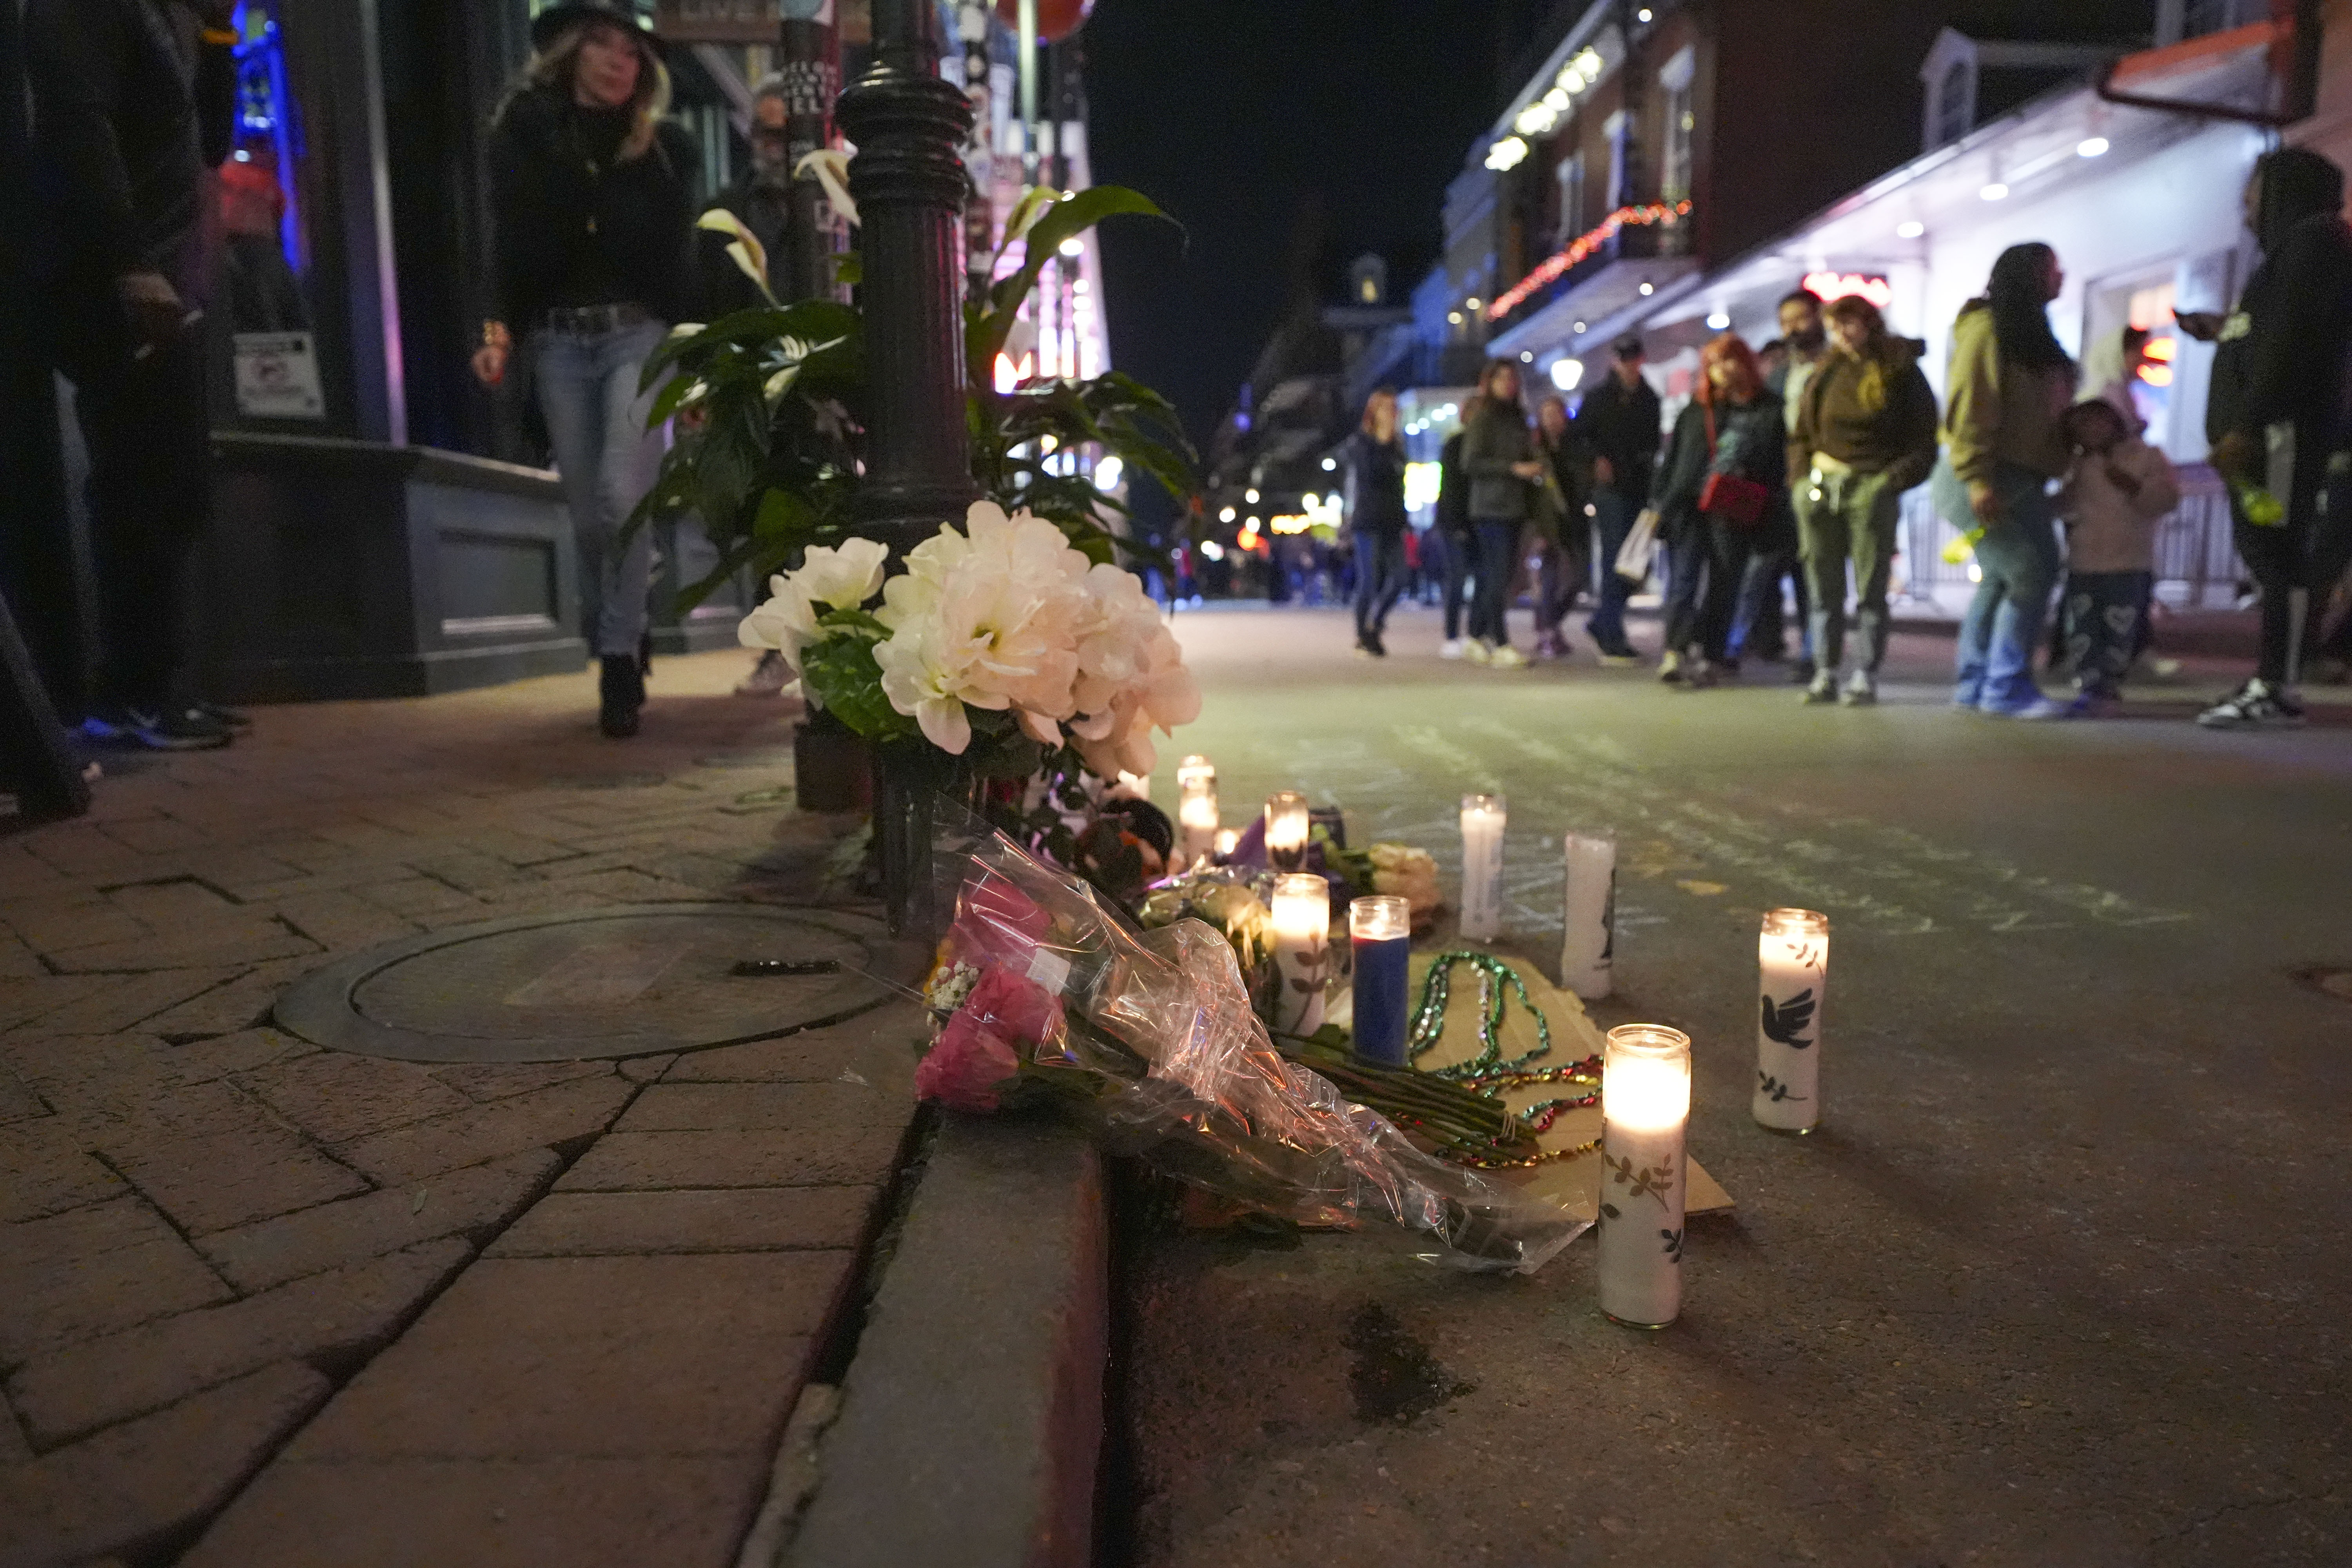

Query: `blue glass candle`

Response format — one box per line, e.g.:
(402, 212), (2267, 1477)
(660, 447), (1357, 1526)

(1350, 895), (1412, 1066)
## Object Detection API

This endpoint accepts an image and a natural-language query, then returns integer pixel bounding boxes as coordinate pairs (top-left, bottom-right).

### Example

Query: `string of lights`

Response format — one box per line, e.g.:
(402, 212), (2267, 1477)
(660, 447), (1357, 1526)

(1483, 199), (1693, 323)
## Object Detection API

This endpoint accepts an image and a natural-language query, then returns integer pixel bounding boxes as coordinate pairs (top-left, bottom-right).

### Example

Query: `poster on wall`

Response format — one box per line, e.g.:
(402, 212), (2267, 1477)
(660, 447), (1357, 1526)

(232, 332), (326, 419)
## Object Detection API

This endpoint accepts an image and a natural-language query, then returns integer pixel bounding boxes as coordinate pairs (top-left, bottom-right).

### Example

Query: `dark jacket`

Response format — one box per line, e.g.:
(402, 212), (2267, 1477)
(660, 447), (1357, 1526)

(1572, 367), (1664, 508)
(1461, 401), (1535, 521)
(1338, 429), (1409, 539)
(25, 0), (235, 295)
(696, 168), (791, 318)
(1788, 339), (1939, 490)
(489, 85), (699, 330)
(2208, 147), (2352, 447)
(1436, 430), (1470, 537)
(1655, 393), (1784, 524)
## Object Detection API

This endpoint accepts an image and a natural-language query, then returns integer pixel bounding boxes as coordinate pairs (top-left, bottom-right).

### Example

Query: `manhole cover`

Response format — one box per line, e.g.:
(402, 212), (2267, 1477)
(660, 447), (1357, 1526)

(273, 904), (891, 1063)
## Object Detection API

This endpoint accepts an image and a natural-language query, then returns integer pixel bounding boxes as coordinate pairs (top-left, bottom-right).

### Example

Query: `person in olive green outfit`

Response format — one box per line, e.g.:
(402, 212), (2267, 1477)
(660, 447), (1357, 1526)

(1787, 295), (1939, 704)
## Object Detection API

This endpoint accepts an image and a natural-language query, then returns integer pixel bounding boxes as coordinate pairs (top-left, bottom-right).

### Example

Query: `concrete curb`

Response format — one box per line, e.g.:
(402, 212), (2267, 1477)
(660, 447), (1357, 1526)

(781, 1114), (1108, 1568)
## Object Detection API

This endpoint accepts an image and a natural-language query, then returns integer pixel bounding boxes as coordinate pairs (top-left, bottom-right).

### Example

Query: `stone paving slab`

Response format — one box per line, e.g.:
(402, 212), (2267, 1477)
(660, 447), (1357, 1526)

(0, 654), (910, 1566)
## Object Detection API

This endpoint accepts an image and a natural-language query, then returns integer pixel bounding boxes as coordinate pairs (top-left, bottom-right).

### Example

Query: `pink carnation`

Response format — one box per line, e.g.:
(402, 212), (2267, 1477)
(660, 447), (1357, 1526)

(948, 871), (1053, 970)
(916, 1007), (1023, 1112)
(965, 966), (1063, 1045)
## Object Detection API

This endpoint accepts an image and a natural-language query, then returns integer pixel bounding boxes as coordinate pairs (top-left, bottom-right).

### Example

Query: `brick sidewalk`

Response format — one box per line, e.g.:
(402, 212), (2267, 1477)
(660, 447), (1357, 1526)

(0, 655), (920, 1568)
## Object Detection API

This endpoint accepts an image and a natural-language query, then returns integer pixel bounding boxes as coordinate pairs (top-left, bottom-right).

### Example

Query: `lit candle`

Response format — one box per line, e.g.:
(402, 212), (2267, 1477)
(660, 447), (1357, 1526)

(1598, 1024), (1691, 1329)
(1558, 832), (1615, 1000)
(1264, 791), (1310, 874)
(1176, 754), (1216, 795)
(1458, 793), (1506, 942)
(1349, 895), (1412, 1066)
(1213, 828), (1240, 858)
(1178, 777), (1219, 868)
(1268, 873), (1331, 1036)
(1754, 908), (1828, 1134)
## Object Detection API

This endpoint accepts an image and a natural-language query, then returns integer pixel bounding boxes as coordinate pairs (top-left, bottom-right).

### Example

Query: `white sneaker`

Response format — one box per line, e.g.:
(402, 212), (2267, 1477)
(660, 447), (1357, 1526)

(1489, 644), (1527, 670)
(1658, 649), (1684, 683)
(1840, 670), (1878, 706)
(1465, 639), (1494, 665)
(2197, 679), (2306, 729)
(1439, 639), (1467, 660)
(735, 649), (792, 697)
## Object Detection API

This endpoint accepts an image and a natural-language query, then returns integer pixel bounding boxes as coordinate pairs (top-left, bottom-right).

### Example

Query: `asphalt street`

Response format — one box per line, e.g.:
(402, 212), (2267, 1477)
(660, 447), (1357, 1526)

(1120, 601), (2352, 1568)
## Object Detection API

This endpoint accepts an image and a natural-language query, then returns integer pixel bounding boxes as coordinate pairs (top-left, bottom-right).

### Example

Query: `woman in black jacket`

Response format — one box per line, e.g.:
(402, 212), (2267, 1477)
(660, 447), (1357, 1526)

(471, 2), (698, 738)
(1652, 334), (1785, 688)
(1341, 388), (1410, 657)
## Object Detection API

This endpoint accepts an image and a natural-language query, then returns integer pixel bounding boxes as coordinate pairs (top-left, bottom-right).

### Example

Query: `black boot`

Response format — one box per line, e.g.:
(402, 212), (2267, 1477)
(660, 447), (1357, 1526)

(599, 654), (644, 738)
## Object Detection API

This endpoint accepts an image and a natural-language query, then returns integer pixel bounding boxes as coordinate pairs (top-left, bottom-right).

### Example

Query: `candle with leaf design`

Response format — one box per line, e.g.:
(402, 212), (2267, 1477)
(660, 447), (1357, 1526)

(1558, 831), (1615, 999)
(1598, 1023), (1690, 1329)
(1269, 873), (1331, 1036)
(1753, 908), (1828, 1134)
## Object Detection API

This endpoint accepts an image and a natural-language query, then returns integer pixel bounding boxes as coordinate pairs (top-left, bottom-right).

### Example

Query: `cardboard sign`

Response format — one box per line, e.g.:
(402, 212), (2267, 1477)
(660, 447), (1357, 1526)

(232, 331), (325, 419)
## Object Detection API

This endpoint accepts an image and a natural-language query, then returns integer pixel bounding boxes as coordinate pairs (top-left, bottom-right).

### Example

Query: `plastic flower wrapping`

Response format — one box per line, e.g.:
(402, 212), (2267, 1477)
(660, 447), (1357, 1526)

(916, 818), (1587, 1274)
(741, 501), (1200, 779)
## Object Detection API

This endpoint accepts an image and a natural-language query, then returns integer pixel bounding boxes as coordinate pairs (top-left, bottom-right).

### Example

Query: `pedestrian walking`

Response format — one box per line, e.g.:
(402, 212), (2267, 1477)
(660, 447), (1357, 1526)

(473, 1), (698, 739)
(1652, 334), (1784, 689)
(1436, 427), (1475, 655)
(2178, 147), (2352, 730)
(2053, 398), (2179, 716)
(1757, 289), (1831, 677)
(1530, 393), (1590, 659)
(26, 0), (241, 750)
(1935, 242), (2076, 719)
(1459, 361), (1543, 668)
(1788, 295), (1939, 706)
(1342, 387), (1409, 657)
(1573, 336), (1661, 664)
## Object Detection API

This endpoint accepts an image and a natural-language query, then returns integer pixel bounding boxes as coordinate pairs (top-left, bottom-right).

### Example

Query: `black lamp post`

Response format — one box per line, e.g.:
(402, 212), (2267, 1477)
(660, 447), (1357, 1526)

(835, 0), (980, 934)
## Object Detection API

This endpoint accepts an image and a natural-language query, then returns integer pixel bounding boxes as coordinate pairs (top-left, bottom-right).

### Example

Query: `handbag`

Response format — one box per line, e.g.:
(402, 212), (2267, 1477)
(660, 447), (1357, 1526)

(1613, 507), (1661, 583)
(1697, 402), (1770, 527)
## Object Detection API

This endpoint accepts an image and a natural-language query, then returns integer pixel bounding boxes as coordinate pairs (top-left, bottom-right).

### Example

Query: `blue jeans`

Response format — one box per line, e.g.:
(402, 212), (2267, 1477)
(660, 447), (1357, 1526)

(533, 318), (668, 657)
(1353, 529), (1405, 638)
(1586, 486), (1635, 648)
(1943, 460), (2061, 709)
(1439, 528), (1472, 638)
(1470, 519), (1520, 644)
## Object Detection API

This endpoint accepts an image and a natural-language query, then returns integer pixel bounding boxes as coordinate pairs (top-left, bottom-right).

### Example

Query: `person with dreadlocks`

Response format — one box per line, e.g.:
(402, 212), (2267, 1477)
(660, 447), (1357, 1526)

(1937, 242), (2077, 719)
(2179, 146), (2352, 729)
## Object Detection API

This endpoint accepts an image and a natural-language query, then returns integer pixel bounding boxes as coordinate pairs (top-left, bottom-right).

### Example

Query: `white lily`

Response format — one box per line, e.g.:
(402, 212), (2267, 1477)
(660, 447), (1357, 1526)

(697, 209), (775, 303)
(795, 149), (859, 229)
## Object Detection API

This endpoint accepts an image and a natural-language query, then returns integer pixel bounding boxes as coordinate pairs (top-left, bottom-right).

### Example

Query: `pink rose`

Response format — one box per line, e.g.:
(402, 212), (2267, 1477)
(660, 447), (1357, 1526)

(949, 872), (1053, 969)
(965, 966), (1063, 1046)
(916, 1007), (1023, 1112)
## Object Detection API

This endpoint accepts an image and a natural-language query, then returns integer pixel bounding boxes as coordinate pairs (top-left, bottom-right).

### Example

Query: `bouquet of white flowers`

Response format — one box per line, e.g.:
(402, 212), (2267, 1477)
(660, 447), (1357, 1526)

(740, 501), (1201, 780)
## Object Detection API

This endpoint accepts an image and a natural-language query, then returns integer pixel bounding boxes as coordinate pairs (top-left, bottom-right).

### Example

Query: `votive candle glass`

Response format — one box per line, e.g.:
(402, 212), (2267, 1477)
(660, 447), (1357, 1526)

(1598, 1024), (1691, 1329)
(1176, 754), (1216, 795)
(1558, 832), (1615, 999)
(1349, 895), (1412, 1066)
(1177, 777), (1219, 867)
(1269, 873), (1331, 1036)
(1213, 828), (1240, 858)
(1265, 791), (1310, 873)
(1458, 793), (1506, 942)
(1754, 909), (1828, 1134)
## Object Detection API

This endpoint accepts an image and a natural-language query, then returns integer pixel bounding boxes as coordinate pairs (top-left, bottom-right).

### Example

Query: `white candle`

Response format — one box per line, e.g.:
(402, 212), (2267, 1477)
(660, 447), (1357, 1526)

(1598, 1024), (1691, 1329)
(1116, 771), (1151, 802)
(1559, 832), (1615, 999)
(1458, 793), (1506, 942)
(1754, 908), (1828, 1134)
(1268, 873), (1331, 1036)
(1176, 754), (1216, 795)
(1213, 828), (1240, 858)
(1265, 791), (1310, 873)
(1178, 777), (1219, 867)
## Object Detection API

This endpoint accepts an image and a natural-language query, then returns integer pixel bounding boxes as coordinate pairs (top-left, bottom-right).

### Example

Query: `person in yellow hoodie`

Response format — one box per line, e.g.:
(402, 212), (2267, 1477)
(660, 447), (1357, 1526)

(1933, 243), (2077, 718)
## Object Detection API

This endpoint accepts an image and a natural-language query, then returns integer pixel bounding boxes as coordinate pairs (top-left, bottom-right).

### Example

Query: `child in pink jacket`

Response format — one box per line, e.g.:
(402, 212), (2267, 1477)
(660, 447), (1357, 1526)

(2055, 399), (2181, 713)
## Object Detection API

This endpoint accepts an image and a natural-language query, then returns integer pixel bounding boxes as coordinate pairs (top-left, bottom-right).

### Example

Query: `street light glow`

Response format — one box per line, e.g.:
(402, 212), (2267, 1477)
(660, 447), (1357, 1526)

(1219, 506), (1236, 523)
(1466, 297), (1482, 310)
(1093, 456), (1123, 491)
(1897, 220), (1926, 238)
(1321, 456), (1337, 470)
(1485, 136), (1530, 172)
(1245, 488), (1259, 503)
(1980, 182), (2010, 201)
(1058, 236), (1085, 257)
(1638, 281), (1654, 296)
(1706, 310), (1730, 330)
(2078, 136), (2110, 158)
(1636, 7), (1652, 20)
(1448, 311), (1464, 325)
(1550, 358), (1583, 391)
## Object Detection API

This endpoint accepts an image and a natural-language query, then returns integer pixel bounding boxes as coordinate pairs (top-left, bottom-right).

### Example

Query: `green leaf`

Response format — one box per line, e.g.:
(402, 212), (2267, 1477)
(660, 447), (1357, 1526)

(817, 605), (890, 639)
(968, 186), (1176, 383)
(798, 637), (916, 741)
(831, 250), (863, 287)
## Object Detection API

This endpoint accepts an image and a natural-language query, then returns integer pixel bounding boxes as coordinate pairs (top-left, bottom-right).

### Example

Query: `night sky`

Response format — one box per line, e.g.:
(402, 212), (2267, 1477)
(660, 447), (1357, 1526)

(1083, 0), (1514, 448)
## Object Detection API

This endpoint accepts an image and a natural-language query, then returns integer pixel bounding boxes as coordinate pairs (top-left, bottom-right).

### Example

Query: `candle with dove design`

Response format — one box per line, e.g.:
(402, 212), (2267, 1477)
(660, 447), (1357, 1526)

(1269, 873), (1331, 1037)
(1753, 908), (1828, 1134)
(1558, 832), (1615, 999)
(1599, 1024), (1691, 1329)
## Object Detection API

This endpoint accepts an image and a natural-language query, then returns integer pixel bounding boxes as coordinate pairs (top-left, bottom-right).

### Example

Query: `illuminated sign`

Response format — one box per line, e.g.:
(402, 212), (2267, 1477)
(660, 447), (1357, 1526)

(1801, 271), (1895, 310)
(1404, 461), (1443, 511)
(2137, 334), (2176, 388)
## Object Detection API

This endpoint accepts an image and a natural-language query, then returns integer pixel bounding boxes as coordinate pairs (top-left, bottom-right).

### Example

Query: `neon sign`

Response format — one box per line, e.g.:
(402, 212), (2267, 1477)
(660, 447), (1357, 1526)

(1801, 271), (1894, 310)
(1486, 201), (1693, 321)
